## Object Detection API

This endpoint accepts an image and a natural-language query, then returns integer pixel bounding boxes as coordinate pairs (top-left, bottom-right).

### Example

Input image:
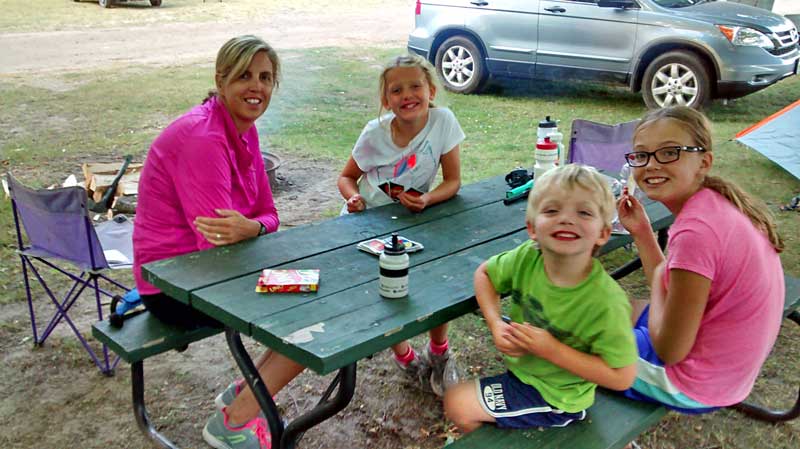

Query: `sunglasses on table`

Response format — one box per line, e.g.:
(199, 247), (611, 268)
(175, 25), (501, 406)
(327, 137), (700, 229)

(624, 146), (706, 167)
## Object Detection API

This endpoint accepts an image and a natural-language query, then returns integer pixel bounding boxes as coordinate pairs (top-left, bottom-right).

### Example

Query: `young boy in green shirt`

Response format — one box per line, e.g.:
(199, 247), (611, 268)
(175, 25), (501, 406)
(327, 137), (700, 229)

(444, 164), (637, 432)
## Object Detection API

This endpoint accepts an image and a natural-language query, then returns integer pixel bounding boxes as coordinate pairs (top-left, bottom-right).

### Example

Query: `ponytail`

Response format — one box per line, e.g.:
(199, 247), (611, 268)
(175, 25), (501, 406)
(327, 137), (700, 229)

(702, 175), (784, 253)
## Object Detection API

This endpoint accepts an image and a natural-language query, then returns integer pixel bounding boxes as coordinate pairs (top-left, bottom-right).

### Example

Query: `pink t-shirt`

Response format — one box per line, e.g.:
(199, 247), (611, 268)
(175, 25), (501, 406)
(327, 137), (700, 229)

(133, 96), (279, 295)
(664, 188), (784, 406)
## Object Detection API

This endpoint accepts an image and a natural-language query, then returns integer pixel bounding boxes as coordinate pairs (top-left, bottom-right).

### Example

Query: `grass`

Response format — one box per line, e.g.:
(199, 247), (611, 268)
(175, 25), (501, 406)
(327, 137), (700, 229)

(2, 29), (799, 449)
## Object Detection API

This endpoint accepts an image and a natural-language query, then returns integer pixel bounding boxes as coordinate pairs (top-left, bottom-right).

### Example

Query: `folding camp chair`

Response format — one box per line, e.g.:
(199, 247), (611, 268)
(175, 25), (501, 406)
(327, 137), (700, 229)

(568, 118), (668, 279)
(568, 118), (641, 174)
(7, 173), (133, 375)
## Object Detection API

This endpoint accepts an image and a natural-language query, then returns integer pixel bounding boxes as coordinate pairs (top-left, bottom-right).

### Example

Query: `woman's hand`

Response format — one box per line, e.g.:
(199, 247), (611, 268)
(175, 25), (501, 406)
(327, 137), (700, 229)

(616, 187), (651, 237)
(506, 322), (558, 360)
(398, 191), (429, 213)
(194, 209), (260, 246)
(346, 194), (366, 213)
(489, 320), (527, 357)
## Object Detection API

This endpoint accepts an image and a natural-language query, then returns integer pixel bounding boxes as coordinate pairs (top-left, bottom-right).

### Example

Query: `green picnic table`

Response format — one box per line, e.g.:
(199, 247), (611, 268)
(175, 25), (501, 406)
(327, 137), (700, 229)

(141, 174), (673, 449)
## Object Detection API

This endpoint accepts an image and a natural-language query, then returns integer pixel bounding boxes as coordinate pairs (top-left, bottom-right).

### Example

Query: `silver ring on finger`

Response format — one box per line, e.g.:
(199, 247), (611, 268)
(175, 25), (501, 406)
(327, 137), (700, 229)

(216, 233), (221, 239)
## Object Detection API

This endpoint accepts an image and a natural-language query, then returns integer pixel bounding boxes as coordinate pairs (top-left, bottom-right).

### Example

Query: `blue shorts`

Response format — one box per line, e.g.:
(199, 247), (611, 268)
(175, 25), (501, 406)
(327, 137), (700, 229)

(476, 371), (586, 429)
(622, 305), (719, 414)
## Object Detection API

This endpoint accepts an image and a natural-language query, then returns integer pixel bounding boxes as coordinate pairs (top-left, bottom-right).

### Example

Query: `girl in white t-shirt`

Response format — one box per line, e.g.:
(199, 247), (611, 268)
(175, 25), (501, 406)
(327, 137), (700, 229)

(337, 54), (465, 396)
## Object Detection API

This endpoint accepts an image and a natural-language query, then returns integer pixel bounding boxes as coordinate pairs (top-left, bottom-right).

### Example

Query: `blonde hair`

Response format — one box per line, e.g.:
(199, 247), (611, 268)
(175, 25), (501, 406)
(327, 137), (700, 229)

(205, 35), (280, 102)
(377, 54), (440, 119)
(635, 106), (783, 253)
(526, 164), (616, 230)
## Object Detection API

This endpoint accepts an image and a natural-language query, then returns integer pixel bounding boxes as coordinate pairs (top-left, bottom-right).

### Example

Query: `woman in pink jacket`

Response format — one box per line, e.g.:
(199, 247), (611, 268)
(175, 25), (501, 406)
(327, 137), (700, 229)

(133, 35), (300, 449)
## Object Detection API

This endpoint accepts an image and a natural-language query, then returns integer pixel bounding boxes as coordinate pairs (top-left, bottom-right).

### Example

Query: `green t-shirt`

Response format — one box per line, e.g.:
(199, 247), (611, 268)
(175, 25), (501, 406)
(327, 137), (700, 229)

(486, 240), (637, 412)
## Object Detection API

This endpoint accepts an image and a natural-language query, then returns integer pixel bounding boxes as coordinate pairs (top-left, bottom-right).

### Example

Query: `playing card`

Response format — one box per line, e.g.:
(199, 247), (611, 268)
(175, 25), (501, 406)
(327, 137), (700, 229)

(405, 187), (424, 197)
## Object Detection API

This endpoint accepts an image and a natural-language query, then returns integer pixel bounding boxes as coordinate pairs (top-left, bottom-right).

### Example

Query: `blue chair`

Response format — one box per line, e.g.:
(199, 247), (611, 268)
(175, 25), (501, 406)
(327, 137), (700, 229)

(7, 173), (133, 375)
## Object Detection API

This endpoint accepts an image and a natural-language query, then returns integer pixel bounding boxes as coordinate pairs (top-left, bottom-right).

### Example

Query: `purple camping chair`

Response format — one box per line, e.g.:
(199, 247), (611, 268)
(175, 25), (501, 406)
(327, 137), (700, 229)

(7, 173), (132, 375)
(568, 118), (640, 174)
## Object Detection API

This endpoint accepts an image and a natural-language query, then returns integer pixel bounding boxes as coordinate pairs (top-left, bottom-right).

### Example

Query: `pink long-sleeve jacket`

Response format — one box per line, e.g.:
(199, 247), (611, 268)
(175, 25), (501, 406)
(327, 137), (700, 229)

(133, 96), (279, 294)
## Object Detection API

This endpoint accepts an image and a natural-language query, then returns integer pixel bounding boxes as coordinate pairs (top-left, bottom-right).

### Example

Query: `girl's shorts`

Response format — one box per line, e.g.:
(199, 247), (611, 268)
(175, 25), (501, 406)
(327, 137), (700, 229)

(622, 305), (718, 414)
(476, 371), (586, 429)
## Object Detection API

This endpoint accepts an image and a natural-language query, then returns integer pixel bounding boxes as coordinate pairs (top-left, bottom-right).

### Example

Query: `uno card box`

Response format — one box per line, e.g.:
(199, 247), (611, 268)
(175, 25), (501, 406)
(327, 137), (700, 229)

(256, 269), (320, 293)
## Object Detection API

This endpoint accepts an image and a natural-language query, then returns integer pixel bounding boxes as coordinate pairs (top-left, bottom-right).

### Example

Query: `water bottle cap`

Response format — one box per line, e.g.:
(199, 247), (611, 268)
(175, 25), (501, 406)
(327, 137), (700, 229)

(538, 116), (557, 129)
(383, 233), (406, 255)
(536, 137), (558, 150)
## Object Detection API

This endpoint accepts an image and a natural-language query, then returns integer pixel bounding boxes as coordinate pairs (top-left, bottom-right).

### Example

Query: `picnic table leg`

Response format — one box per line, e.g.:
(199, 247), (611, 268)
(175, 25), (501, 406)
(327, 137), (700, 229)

(611, 228), (668, 280)
(225, 328), (358, 449)
(280, 363), (357, 449)
(225, 328), (286, 444)
(132, 361), (180, 449)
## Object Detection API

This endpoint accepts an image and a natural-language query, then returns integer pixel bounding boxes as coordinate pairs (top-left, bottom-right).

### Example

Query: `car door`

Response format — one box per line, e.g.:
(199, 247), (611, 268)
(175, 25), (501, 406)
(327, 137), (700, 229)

(536, 0), (639, 83)
(461, 0), (540, 77)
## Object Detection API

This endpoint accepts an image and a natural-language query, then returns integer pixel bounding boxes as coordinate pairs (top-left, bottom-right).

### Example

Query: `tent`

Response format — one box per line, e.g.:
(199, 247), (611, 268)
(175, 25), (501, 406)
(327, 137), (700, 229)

(735, 99), (800, 210)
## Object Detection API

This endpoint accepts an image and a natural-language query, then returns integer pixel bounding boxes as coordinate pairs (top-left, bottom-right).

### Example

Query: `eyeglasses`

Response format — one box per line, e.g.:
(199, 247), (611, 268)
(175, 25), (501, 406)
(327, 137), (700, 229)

(624, 146), (706, 167)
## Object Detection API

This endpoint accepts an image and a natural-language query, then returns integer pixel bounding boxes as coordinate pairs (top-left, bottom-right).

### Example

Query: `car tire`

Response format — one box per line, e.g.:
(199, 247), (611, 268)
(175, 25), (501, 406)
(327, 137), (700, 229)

(642, 50), (711, 109)
(434, 36), (487, 94)
(150, 0), (162, 6)
(98, 0), (112, 7)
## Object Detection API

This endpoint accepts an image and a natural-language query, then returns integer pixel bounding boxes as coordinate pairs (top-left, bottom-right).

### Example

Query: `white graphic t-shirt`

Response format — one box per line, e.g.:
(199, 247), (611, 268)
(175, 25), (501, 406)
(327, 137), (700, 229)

(350, 107), (465, 209)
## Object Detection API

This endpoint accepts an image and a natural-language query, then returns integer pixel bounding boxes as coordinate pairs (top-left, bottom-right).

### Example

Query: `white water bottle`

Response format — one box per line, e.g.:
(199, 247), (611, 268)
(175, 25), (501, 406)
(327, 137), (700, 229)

(379, 233), (409, 299)
(534, 137), (559, 181)
(537, 116), (564, 166)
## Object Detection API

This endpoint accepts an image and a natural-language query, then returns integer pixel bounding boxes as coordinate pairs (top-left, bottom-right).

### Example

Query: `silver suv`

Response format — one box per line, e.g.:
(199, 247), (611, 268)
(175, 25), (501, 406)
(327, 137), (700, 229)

(407, 0), (799, 108)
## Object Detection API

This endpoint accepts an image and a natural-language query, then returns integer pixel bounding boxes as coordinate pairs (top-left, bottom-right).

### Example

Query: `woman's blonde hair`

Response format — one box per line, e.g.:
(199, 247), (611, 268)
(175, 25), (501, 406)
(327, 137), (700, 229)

(526, 164), (616, 230)
(635, 106), (783, 253)
(204, 35), (280, 102)
(377, 54), (440, 119)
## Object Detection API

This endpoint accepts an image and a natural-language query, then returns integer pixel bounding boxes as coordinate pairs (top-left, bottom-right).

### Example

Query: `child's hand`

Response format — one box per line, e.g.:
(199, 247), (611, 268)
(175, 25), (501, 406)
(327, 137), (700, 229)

(507, 322), (558, 360)
(490, 321), (527, 357)
(346, 194), (366, 213)
(398, 191), (429, 213)
(616, 188), (651, 236)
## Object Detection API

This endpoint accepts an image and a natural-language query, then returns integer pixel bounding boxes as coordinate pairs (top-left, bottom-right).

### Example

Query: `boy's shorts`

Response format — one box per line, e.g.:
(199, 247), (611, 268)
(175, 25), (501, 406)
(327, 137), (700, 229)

(622, 305), (718, 414)
(476, 371), (587, 429)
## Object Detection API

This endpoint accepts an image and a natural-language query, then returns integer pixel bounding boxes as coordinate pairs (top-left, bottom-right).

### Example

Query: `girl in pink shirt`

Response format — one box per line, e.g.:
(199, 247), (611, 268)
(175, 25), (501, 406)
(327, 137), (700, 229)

(133, 36), (302, 449)
(616, 107), (784, 416)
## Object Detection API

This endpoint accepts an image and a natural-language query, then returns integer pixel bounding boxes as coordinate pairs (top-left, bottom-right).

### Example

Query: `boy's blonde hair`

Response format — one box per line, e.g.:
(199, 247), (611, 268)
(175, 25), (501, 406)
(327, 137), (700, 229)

(526, 164), (616, 229)
(378, 54), (441, 119)
(205, 35), (280, 102)
(635, 106), (783, 253)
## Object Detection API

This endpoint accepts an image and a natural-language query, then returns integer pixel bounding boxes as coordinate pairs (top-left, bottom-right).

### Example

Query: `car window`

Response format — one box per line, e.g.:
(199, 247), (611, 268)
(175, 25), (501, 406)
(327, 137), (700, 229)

(651, 0), (714, 8)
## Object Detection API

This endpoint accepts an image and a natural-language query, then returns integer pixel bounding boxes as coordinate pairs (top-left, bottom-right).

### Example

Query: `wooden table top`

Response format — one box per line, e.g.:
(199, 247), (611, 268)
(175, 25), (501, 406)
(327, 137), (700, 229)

(143, 175), (672, 374)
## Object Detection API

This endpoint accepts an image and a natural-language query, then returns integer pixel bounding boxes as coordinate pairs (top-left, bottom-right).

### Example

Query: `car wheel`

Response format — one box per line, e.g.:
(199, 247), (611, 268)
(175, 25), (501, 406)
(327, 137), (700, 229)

(642, 50), (711, 109)
(150, 0), (162, 6)
(434, 36), (487, 94)
(98, 0), (112, 7)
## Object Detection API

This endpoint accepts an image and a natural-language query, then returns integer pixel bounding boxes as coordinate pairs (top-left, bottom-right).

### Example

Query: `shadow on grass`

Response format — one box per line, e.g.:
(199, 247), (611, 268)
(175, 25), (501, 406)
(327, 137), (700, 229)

(481, 76), (644, 109)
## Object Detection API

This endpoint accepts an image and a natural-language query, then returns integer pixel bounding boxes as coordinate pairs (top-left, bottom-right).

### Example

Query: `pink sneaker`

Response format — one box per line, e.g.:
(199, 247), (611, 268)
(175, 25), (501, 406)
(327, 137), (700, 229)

(202, 408), (272, 449)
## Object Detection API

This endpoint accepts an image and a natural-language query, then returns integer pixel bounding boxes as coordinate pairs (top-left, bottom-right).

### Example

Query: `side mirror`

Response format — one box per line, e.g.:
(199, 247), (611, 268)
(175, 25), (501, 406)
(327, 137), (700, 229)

(598, 0), (639, 9)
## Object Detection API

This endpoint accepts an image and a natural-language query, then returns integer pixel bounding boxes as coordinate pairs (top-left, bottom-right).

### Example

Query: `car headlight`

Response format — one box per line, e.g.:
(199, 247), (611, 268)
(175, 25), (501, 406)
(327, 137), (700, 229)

(717, 25), (775, 50)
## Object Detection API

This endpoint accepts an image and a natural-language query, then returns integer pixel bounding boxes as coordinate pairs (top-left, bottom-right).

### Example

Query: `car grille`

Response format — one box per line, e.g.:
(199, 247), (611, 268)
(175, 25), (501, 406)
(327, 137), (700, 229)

(768, 27), (799, 56)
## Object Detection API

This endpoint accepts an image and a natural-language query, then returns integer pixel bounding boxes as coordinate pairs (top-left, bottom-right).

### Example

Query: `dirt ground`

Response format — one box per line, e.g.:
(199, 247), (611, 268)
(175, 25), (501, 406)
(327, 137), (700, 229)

(0, 2), (461, 448)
